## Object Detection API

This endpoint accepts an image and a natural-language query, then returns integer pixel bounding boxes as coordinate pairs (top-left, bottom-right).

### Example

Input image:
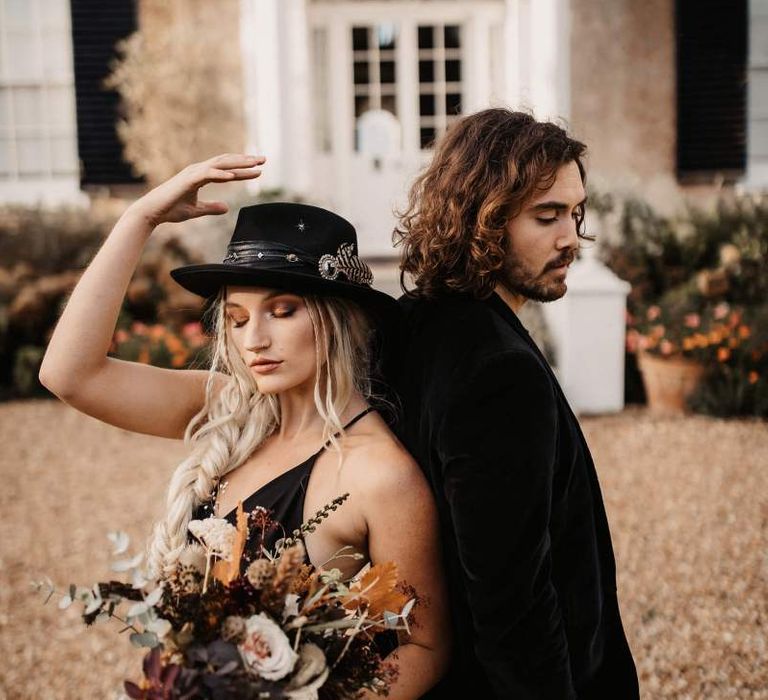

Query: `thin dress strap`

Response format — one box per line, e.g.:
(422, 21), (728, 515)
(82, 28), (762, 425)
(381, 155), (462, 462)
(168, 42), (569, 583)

(321, 406), (376, 448)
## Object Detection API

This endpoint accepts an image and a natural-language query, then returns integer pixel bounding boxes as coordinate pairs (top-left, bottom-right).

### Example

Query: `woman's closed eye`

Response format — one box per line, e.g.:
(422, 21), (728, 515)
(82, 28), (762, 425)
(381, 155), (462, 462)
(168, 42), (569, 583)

(269, 304), (296, 319)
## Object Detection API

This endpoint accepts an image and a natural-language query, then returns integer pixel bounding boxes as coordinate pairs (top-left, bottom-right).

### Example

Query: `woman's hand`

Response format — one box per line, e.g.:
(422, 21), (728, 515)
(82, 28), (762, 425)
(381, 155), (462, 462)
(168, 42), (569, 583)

(128, 153), (266, 228)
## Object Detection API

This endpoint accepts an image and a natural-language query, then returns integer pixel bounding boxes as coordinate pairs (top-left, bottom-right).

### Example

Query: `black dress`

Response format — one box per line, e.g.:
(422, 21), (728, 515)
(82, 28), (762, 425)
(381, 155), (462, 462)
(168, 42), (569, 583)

(189, 407), (376, 559)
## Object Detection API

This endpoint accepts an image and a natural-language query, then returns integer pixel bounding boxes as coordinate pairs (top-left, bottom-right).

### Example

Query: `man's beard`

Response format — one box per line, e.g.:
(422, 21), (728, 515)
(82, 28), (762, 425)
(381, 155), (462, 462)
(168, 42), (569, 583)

(503, 253), (575, 303)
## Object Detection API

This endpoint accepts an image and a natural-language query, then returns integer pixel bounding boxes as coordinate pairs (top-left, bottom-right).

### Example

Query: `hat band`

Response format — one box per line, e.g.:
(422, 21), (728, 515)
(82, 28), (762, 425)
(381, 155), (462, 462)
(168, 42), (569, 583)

(222, 240), (374, 286)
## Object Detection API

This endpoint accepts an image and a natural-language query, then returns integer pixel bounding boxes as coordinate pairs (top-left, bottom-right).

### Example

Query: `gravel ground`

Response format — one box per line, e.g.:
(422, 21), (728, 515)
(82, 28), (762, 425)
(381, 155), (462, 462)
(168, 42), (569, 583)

(0, 401), (766, 699)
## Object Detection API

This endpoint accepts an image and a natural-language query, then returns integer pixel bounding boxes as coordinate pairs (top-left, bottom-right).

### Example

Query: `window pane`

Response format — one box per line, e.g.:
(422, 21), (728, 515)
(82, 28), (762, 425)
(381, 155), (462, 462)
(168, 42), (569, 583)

(420, 127), (436, 149)
(420, 93), (435, 116)
(354, 61), (369, 85)
(418, 26), (434, 49)
(42, 30), (72, 79)
(17, 137), (47, 175)
(352, 27), (369, 51)
(6, 31), (42, 80)
(446, 60), (461, 82)
(45, 86), (75, 129)
(380, 60), (395, 84)
(446, 92), (462, 115)
(13, 87), (43, 127)
(444, 25), (461, 49)
(5, 0), (35, 28)
(419, 60), (434, 83)
(376, 24), (397, 50)
(0, 89), (12, 129)
(381, 94), (396, 115)
(0, 138), (14, 176)
(40, 0), (70, 28)
(50, 135), (77, 174)
(355, 94), (371, 118)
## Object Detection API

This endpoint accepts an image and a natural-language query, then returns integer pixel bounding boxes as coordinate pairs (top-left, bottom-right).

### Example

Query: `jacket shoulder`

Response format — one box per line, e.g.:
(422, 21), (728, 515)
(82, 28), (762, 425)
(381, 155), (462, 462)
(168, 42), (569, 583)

(398, 293), (530, 362)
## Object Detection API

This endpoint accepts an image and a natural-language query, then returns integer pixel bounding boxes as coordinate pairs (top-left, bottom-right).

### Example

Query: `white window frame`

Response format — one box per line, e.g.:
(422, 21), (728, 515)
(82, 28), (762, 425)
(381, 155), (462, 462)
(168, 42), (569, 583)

(0, 0), (83, 205)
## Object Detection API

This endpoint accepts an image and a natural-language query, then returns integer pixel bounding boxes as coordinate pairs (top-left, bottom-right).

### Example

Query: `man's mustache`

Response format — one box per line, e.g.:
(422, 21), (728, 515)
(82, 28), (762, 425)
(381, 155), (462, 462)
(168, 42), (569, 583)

(544, 252), (576, 271)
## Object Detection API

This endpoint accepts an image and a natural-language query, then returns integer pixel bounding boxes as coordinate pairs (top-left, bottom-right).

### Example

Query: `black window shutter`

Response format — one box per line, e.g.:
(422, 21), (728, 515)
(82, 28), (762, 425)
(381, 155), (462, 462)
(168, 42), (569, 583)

(70, 0), (143, 186)
(676, 0), (747, 178)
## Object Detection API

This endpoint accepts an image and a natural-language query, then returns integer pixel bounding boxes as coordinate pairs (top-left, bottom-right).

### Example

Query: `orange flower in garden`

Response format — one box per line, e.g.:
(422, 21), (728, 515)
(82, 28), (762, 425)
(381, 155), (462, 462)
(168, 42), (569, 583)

(717, 347), (731, 362)
(684, 313), (701, 328)
(682, 337), (696, 352)
(728, 337), (739, 349)
(647, 305), (661, 321)
(738, 325), (751, 339)
(171, 353), (188, 368)
(150, 325), (166, 340)
(165, 334), (184, 354)
(748, 371), (759, 385)
(728, 311), (741, 327)
(713, 302), (730, 320)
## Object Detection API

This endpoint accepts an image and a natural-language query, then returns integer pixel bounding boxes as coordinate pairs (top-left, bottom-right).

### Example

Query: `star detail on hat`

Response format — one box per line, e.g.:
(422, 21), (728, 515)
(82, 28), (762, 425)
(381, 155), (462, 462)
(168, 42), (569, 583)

(296, 219), (306, 232)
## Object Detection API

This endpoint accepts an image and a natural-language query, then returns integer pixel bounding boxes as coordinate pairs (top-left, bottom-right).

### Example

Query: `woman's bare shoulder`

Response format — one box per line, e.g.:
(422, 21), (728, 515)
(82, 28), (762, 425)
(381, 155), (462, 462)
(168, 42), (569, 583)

(341, 421), (427, 495)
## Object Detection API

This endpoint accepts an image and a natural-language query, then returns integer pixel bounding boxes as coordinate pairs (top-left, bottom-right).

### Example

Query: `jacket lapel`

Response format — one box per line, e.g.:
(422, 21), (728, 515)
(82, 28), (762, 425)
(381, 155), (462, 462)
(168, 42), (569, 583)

(484, 293), (573, 407)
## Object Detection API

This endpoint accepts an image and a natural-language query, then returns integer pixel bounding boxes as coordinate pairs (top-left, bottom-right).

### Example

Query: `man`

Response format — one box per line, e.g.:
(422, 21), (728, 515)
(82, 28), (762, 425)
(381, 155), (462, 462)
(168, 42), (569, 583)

(393, 109), (639, 698)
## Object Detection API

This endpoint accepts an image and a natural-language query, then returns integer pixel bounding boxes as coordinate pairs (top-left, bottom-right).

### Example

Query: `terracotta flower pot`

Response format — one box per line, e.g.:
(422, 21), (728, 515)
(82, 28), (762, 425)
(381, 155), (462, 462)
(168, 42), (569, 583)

(637, 350), (706, 414)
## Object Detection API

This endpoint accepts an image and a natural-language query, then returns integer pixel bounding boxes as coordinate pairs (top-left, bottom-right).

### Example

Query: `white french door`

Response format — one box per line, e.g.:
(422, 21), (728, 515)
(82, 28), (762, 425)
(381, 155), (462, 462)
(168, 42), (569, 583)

(308, 1), (505, 257)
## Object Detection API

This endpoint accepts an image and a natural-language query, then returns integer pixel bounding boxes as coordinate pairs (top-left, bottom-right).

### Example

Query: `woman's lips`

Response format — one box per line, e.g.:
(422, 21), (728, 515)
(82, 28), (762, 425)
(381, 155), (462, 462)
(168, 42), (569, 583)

(250, 361), (283, 374)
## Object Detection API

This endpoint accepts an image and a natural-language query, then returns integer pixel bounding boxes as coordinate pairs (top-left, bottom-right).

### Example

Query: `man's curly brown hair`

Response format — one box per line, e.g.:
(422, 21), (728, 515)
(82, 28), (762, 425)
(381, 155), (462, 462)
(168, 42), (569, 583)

(394, 108), (589, 299)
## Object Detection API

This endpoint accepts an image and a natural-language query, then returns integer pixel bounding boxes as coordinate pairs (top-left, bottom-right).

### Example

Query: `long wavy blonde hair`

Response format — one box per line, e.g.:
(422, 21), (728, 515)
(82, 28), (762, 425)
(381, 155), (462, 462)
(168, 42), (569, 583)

(146, 288), (374, 579)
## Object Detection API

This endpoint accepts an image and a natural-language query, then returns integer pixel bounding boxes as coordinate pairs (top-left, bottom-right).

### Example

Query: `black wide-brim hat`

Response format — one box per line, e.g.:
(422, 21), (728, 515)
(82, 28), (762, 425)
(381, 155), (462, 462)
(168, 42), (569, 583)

(170, 202), (401, 330)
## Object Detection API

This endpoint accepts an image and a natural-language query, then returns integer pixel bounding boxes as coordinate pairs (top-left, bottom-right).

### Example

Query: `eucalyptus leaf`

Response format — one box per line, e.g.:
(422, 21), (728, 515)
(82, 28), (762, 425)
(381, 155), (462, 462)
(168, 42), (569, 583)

(131, 569), (149, 590)
(112, 552), (144, 573)
(144, 586), (163, 607)
(383, 610), (399, 628)
(84, 594), (103, 615)
(146, 617), (172, 637)
(401, 598), (416, 619)
(107, 531), (131, 555)
(126, 601), (149, 618)
(303, 618), (360, 633)
(129, 631), (159, 648)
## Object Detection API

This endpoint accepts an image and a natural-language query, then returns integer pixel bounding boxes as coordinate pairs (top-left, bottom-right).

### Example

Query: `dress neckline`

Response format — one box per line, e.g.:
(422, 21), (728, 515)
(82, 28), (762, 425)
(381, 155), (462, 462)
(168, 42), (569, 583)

(216, 406), (376, 520)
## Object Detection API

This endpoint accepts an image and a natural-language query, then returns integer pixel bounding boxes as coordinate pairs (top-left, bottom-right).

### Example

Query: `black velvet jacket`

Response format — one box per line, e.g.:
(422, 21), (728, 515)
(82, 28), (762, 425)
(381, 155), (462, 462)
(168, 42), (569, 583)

(393, 292), (639, 699)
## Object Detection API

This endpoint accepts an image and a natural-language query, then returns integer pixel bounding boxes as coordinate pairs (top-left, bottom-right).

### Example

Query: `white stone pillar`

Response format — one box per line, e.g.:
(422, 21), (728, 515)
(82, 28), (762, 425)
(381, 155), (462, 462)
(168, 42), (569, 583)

(278, 0), (313, 196)
(502, 0), (523, 109)
(240, 0), (283, 190)
(466, 14), (492, 113)
(508, 0), (571, 121)
(541, 228), (631, 414)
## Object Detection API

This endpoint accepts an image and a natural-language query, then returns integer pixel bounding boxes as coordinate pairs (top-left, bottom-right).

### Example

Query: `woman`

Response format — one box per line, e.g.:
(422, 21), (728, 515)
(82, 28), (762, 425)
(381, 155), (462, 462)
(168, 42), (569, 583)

(39, 153), (450, 698)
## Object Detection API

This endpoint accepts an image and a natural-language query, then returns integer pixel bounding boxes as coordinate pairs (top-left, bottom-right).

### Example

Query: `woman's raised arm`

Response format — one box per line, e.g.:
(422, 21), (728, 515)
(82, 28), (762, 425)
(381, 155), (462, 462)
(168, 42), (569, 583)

(38, 154), (265, 439)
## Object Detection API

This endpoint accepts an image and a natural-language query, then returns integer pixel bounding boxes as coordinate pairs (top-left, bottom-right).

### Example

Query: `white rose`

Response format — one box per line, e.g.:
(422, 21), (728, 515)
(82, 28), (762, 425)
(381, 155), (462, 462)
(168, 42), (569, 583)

(238, 613), (298, 681)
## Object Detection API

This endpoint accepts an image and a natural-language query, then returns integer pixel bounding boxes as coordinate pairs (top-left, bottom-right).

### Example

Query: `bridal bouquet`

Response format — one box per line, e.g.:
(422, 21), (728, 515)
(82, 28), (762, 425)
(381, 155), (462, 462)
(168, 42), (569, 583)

(33, 494), (417, 699)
